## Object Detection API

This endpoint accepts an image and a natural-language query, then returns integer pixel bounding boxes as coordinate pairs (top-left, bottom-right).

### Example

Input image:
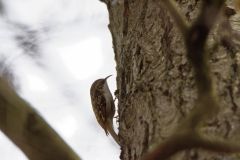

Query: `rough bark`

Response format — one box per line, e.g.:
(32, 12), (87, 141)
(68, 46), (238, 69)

(103, 0), (240, 159)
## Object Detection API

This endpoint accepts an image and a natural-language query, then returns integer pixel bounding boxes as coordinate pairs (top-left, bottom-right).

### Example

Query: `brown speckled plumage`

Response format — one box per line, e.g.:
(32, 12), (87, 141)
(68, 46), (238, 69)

(90, 75), (119, 145)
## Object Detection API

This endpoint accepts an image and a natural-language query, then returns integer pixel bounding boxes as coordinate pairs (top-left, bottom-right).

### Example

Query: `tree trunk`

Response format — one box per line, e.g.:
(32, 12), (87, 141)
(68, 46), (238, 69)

(103, 0), (240, 159)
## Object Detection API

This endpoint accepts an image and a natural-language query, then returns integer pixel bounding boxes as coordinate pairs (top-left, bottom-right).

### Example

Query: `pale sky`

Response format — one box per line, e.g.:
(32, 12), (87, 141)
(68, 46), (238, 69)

(0, 0), (119, 159)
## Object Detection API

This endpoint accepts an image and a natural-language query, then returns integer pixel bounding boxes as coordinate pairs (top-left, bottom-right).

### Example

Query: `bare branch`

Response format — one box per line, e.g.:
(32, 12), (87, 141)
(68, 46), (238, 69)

(184, 0), (226, 127)
(162, 0), (189, 36)
(144, 0), (236, 159)
(143, 130), (240, 160)
(0, 79), (81, 160)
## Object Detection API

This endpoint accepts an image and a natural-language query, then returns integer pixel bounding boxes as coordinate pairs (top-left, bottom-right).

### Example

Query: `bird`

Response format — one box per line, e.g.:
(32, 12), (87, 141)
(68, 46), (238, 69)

(90, 75), (119, 145)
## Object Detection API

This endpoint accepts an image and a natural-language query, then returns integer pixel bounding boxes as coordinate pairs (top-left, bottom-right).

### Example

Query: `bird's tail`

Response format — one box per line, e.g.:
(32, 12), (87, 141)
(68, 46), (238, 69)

(107, 121), (120, 146)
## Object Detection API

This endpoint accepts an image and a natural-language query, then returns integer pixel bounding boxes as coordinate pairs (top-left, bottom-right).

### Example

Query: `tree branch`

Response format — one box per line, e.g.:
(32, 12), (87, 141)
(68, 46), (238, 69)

(162, 0), (189, 36)
(143, 130), (240, 160)
(144, 0), (237, 159)
(0, 79), (81, 160)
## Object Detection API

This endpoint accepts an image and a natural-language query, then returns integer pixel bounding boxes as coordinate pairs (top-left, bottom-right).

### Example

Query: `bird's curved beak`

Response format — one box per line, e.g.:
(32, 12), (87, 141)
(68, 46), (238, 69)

(105, 75), (112, 81)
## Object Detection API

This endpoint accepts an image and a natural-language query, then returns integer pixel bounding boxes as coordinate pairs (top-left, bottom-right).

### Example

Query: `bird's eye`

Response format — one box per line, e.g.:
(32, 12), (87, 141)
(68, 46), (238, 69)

(98, 85), (102, 89)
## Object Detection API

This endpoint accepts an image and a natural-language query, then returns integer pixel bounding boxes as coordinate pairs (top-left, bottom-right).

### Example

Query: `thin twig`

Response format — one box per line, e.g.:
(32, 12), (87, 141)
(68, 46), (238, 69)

(162, 0), (189, 36)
